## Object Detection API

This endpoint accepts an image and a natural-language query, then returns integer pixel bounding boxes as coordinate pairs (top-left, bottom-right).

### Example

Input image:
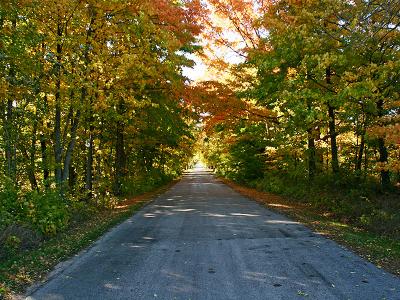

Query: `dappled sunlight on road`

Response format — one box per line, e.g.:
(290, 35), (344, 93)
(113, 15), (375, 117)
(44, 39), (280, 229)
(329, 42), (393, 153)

(27, 168), (400, 300)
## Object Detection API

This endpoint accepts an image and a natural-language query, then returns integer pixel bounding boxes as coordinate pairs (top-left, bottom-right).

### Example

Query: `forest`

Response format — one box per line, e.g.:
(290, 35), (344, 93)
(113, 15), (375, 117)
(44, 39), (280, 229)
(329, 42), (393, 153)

(0, 0), (399, 297)
(0, 0), (202, 262)
(199, 0), (400, 238)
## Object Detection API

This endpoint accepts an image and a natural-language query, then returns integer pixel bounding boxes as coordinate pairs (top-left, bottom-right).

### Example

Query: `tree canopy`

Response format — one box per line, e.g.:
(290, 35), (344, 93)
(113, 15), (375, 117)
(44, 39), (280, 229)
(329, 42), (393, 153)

(0, 0), (399, 242)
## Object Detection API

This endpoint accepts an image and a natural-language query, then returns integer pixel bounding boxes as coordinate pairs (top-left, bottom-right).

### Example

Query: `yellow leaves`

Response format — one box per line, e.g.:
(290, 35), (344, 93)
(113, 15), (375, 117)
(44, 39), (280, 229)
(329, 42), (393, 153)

(0, 78), (9, 99)
(93, 95), (109, 111)
(343, 71), (358, 83)
(375, 160), (400, 173)
(286, 67), (297, 80)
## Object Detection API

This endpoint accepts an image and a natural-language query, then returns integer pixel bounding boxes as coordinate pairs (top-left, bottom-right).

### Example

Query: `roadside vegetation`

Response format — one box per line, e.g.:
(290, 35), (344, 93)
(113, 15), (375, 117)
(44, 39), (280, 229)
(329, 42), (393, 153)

(0, 0), (202, 298)
(0, 181), (177, 299)
(1, 0), (399, 297)
(199, 0), (400, 274)
(222, 179), (400, 276)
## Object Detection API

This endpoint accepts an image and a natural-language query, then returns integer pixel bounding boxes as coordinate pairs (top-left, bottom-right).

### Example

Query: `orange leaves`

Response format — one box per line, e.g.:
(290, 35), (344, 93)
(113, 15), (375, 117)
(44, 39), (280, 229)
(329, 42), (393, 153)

(143, 0), (205, 46)
(188, 80), (276, 134)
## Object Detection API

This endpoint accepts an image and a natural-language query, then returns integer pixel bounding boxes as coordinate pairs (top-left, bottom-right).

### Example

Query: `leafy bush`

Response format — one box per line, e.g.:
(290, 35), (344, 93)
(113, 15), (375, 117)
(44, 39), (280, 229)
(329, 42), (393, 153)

(238, 169), (400, 237)
(0, 176), (19, 231)
(23, 190), (70, 236)
(360, 210), (400, 236)
(0, 224), (42, 259)
(227, 139), (266, 183)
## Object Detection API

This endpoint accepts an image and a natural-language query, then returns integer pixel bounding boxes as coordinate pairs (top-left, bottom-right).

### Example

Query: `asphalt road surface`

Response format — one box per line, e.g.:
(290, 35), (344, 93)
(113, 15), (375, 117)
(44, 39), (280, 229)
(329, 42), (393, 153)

(27, 167), (400, 300)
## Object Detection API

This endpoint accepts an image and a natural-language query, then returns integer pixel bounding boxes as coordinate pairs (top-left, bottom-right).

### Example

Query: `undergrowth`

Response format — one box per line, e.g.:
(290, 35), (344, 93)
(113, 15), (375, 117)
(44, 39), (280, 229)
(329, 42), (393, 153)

(223, 169), (400, 238)
(0, 176), (173, 299)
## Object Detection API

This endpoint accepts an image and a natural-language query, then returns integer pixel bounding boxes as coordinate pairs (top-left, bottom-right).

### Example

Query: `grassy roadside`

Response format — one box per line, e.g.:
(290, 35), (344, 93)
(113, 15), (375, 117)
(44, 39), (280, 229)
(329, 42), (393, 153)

(220, 178), (400, 277)
(0, 180), (177, 300)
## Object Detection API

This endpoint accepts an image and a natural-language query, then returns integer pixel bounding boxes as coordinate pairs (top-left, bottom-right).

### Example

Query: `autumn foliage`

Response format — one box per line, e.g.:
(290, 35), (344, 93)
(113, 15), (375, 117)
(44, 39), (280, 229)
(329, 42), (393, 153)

(0, 0), (204, 239)
(199, 0), (399, 235)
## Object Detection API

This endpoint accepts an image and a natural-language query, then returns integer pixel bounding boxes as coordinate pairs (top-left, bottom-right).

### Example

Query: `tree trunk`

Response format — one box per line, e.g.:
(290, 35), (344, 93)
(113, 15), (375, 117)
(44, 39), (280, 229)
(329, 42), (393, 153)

(307, 128), (316, 180)
(114, 99), (126, 195)
(355, 133), (365, 172)
(83, 9), (97, 196)
(20, 147), (38, 191)
(85, 96), (95, 196)
(29, 120), (39, 191)
(376, 99), (390, 188)
(378, 137), (390, 187)
(40, 132), (50, 187)
(62, 110), (81, 183)
(85, 132), (94, 193)
(326, 67), (339, 174)
(5, 98), (15, 180)
(54, 23), (63, 185)
(114, 130), (126, 195)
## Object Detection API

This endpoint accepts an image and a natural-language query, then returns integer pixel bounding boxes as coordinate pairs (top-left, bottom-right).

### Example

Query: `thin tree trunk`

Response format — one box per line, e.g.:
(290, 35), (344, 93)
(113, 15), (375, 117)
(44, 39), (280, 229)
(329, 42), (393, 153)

(5, 98), (14, 179)
(307, 128), (316, 180)
(85, 95), (95, 195)
(326, 67), (339, 174)
(83, 7), (96, 195)
(356, 134), (365, 172)
(20, 147), (38, 191)
(378, 137), (390, 186)
(114, 99), (126, 195)
(40, 131), (50, 187)
(114, 130), (126, 195)
(54, 23), (63, 185)
(85, 131), (94, 193)
(62, 110), (81, 182)
(376, 99), (390, 187)
(29, 118), (39, 190)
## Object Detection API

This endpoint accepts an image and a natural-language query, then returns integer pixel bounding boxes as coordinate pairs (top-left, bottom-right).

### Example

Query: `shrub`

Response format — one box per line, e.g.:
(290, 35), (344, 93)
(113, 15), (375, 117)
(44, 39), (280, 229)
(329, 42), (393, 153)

(0, 176), (19, 231)
(0, 224), (42, 259)
(360, 210), (400, 236)
(23, 190), (70, 236)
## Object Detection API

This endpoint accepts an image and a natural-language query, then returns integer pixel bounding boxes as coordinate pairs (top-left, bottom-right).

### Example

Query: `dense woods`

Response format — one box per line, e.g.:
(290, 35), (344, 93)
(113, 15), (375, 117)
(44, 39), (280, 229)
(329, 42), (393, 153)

(200, 0), (399, 236)
(1, 0), (400, 289)
(0, 0), (202, 244)
(0, 0), (400, 297)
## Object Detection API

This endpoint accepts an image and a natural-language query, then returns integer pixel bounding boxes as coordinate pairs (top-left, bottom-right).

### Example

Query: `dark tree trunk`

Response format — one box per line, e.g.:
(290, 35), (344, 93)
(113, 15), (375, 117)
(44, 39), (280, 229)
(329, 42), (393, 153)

(307, 128), (316, 180)
(356, 134), (365, 172)
(85, 96), (94, 196)
(378, 137), (390, 187)
(40, 132), (50, 187)
(62, 110), (81, 183)
(54, 23), (63, 185)
(114, 99), (126, 195)
(376, 99), (391, 188)
(5, 98), (15, 180)
(69, 162), (76, 190)
(326, 67), (339, 174)
(29, 120), (39, 191)
(20, 147), (38, 191)
(83, 9), (97, 196)
(114, 130), (126, 195)
(85, 132), (94, 193)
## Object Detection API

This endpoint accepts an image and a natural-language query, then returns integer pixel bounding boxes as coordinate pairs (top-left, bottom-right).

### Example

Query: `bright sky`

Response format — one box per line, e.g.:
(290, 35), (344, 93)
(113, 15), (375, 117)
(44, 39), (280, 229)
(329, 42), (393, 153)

(181, 1), (249, 83)
(182, 54), (208, 82)
(182, 49), (245, 83)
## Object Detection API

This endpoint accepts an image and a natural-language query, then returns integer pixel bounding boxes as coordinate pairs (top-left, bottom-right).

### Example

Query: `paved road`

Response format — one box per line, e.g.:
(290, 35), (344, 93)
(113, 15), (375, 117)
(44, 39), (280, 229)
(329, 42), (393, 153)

(27, 167), (400, 300)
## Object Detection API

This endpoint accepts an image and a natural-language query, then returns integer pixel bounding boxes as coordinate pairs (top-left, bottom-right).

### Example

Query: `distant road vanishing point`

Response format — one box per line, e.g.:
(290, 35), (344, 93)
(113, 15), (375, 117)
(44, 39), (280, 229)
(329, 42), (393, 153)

(27, 166), (400, 300)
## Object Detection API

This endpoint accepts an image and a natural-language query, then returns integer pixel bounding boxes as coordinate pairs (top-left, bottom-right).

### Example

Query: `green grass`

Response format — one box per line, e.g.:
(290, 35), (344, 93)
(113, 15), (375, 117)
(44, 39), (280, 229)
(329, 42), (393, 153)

(340, 229), (400, 267)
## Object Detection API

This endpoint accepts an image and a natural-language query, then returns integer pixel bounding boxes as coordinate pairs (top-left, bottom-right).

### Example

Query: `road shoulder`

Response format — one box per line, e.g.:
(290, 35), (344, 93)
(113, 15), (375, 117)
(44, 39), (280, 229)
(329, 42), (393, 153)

(220, 178), (400, 277)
